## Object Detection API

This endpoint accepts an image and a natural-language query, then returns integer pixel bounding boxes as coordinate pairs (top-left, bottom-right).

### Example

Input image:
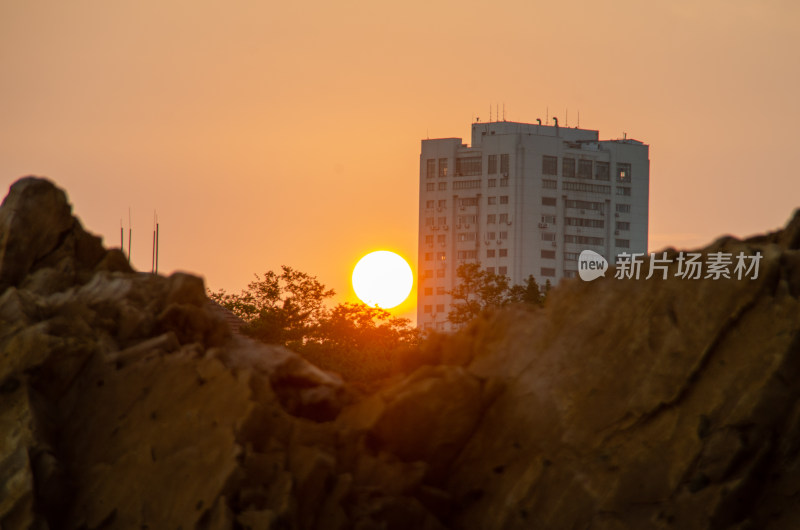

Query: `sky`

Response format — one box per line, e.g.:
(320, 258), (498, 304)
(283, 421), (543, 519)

(1, 0), (798, 321)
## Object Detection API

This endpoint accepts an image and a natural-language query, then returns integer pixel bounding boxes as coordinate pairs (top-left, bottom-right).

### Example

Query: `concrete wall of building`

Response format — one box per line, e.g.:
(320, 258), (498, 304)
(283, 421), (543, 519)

(418, 122), (649, 331)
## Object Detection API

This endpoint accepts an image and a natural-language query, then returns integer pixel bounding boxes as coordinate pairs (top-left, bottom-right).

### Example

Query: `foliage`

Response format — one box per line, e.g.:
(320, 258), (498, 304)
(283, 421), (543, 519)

(447, 264), (545, 325)
(208, 266), (335, 347)
(209, 266), (419, 388)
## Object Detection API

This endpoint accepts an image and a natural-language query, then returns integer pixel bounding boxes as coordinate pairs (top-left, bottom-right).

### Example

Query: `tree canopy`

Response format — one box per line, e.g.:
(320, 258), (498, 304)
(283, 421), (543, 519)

(209, 266), (419, 385)
(447, 263), (545, 325)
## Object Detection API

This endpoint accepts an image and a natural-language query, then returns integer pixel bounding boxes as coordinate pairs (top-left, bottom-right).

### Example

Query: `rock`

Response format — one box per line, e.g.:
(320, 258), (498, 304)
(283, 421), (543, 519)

(4, 177), (800, 529)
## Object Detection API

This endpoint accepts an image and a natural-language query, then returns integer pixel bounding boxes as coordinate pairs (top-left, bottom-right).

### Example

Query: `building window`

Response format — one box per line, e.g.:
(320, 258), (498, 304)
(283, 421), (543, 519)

(542, 179), (557, 189)
(438, 158), (448, 177)
(500, 154), (510, 174)
(487, 214), (496, 224)
(438, 199), (447, 208)
(486, 232), (496, 240)
(488, 196), (497, 205)
(563, 181), (611, 194)
(542, 196), (557, 206)
(542, 155), (558, 175)
(616, 238), (630, 248)
(616, 163), (632, 182)
(424, 270), (433, 278)
(458, 198), (478, 207)
(564, 235), (604, 246)
(456, 157), (482, 176)
(457, 232), (477, 242)
(500, 196), (509, 204)
(425, 252), (432, 261)
(425, 217), (434, 226)
(499, 213), (509, 223)
(595, 161), (610, 181)
(424, 287), (433, 296)
(565, 217), (604, 229)
(500, 178), (509, 187)
(457, 250), (477, 259)
(426, 183), (435, 191)
(436, 217), (445, 225)
(541, 249), (556, 259)
(564, 270), (577, 279)
(616, 204), (631, 213)
(424, 305), (432, 313)
(499, 249), (508, 257)
(487, 249), (495, 258)
(541, 232), (556, 241)
(437, 251), (446, 261)
(541, 215), (556, 224)
(487, 267), (495, 274)
(436, 269), (445, 278)
(564, 251), (579, 261)
(488, 154), (497, 174)
(436, 286), (445, 295)
(577, 159), (593, 179)
(453, 180), (481, 190)
(423, 322), (433, 330)
(488, 179), (496, 187)
(616, 187), (631, 196)
(562, 157), (575, 178)
(457, 215), (477, 225)
(436, 304), (445, 313)
(499, 266), (507, 275)
(541, 267), (556, 277)
(435, 322), (445, 330)
(425, 235), (433, 244)
(565, 199), (603, 211)
(499, 231), (508, 240)
(426, 200), (434, 209)
(616, 221), (630, 231)
(438, 182), (448, 191)
(437, 234), (446, 244)
(426, 159), (436, 178)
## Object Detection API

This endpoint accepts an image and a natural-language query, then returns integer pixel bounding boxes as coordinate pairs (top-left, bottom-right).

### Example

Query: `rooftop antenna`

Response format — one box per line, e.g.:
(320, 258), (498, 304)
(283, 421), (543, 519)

(151, 211), (156, 274)
(503, 102), (506, 121)
(566, 108), (569, 127)
(546, 107), (549, 126)
(577, 110), (580, 128)
(489, 104), (492, 122)
(155, 215), (160, 275)
(496, 104), (499, 123)
(127, 207), (132, 264)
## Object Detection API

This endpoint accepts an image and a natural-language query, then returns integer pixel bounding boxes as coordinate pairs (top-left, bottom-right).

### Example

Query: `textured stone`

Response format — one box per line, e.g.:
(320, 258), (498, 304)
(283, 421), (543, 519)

(5, 177), (800, 529)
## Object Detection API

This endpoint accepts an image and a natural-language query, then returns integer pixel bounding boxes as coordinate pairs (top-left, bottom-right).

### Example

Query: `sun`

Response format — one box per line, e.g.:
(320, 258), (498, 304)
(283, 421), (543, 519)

(352, 251), (413, 309)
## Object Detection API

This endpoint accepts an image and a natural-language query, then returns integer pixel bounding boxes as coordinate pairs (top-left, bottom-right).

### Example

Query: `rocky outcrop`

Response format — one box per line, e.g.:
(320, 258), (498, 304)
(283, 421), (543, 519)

(3, 176), (800, 529)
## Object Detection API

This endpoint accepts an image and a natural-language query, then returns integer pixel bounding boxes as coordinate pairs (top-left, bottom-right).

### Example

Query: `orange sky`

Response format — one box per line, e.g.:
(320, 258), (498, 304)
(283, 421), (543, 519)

(1, 0), (798, 321)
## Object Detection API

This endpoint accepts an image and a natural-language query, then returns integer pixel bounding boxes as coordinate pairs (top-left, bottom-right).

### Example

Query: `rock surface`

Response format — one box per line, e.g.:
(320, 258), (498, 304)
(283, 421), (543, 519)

(3, 176), (800, 529)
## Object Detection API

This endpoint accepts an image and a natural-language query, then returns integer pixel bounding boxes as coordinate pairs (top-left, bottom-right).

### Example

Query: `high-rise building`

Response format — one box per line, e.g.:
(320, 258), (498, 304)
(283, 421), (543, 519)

(417, 119), (649, 331)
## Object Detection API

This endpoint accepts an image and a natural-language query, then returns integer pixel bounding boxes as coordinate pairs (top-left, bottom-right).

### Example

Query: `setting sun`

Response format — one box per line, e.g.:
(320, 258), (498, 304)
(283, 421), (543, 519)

(352, 251), (413, 309)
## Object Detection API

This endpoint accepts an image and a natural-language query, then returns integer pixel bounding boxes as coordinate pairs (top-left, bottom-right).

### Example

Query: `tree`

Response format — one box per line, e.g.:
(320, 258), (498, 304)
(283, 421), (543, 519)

(311, 303), (418, 354)
(208, 265), (335, 347)
(447, 263), (511, 325)
(507, 275), (544, 307)
(447, 264), (545, 325)
(210, 266), (420, 385)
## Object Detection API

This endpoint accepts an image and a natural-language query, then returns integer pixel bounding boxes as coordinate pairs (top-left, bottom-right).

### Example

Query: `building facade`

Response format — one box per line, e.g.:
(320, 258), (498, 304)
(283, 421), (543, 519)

(417, 120), (649, 331)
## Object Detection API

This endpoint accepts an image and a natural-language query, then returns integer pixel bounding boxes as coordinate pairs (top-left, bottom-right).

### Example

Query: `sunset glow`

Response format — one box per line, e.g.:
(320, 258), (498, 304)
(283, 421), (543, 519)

(352, 251), (413, 309)
(1, 1), (798, 326)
